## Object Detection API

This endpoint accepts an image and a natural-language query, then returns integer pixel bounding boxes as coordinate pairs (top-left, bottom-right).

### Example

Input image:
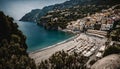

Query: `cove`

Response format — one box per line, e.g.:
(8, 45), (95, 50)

(16, 21), (73, 52)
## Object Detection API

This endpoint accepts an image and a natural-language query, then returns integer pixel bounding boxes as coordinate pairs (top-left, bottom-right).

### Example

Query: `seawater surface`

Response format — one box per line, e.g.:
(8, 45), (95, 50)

(16, 21), (73, 52)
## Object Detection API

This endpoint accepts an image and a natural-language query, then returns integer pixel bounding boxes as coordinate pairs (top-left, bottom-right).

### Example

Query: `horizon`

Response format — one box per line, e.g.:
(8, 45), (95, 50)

(0, 0), (68, 20)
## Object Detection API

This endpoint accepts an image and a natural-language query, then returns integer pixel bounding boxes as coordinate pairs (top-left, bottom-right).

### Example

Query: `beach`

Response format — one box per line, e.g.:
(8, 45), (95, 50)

(29, 34), (79, 64)
(29, 33), (107, 65)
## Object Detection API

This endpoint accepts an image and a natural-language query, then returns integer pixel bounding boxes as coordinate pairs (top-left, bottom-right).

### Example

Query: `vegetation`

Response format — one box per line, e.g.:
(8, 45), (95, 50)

(110, 20), (120, 41)
(103, 45), (120, 57)
(39, 4), (111, 30)
(20, 0), (120, 23)
(103, 20), (120, 57)
(38, 50), (89, 69)
(0, 11), (36, 69)
(20, 0), (106, 23)
(20, 9), (41, 22)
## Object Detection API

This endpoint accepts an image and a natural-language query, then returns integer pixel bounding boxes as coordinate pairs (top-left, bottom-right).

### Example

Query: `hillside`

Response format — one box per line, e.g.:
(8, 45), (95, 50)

(0, 11), (36, 69)
(20, 0), (107, 23)
(21, 0), (120, 30)
(39, 0), (120, 30)
(20, 9), (41, 22)
(39, 4), (110, 30)
(20, 0), (120, 23)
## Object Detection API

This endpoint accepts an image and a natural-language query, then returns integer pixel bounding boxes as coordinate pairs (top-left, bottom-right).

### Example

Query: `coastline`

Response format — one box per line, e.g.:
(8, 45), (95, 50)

(29, 33), (106, 65)
(29, 33), (79, 54)
(29, 33), (80, 64)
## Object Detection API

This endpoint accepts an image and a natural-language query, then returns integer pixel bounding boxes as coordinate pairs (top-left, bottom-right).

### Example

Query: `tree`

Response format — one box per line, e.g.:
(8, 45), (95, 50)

(0, 11), (36, 69)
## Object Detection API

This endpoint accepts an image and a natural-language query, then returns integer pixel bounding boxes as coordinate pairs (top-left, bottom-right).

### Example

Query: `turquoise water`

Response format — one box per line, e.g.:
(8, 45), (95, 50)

(16, 21), (73, 52)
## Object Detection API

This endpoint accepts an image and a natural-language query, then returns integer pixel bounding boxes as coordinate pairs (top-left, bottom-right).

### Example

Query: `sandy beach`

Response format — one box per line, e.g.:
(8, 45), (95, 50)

(29, 33), (106, 65)
(29, 34), (79, 64)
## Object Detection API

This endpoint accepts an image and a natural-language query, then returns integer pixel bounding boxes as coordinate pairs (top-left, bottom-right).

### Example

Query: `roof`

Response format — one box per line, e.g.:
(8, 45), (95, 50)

(96, 52), (102, 57)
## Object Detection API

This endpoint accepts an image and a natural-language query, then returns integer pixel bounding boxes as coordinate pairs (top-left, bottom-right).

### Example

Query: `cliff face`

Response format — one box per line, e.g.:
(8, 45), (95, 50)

(0, 11), (36, 69)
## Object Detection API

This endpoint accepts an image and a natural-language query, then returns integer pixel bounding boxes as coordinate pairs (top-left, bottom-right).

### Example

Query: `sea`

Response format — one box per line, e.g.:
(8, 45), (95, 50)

(16, 21), (73, 52)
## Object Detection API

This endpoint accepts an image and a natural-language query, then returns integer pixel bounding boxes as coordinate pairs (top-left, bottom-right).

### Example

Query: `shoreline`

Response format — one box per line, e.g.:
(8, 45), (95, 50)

(29, 34), (79, 54)
(29, 33), (106, 65)
(29, 33), (81, 64)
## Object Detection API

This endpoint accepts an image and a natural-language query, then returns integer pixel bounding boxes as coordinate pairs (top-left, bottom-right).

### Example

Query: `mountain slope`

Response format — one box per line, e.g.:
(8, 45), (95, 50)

(20, 9), (41, 22)
(20, 0), (120, 23)
(20, 0), (104, 22)
(39, 4), (111, 30)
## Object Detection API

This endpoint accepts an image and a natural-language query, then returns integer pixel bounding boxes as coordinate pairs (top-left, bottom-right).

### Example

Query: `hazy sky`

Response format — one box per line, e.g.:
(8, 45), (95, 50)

(0, 0), (67, 20)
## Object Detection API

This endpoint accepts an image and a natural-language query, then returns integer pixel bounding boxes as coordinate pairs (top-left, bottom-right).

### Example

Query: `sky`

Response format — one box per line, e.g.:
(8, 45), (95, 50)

(0, 0), (67, 20)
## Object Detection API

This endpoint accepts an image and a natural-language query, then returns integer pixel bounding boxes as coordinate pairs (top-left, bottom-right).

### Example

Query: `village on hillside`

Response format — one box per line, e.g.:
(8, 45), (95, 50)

(66, 5), (120, 35)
